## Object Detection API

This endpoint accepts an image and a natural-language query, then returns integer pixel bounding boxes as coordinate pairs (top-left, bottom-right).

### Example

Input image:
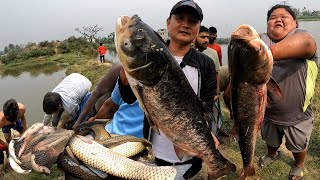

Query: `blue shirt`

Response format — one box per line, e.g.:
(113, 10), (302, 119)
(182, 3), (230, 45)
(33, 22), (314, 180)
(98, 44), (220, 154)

(105, 82), (144, 138)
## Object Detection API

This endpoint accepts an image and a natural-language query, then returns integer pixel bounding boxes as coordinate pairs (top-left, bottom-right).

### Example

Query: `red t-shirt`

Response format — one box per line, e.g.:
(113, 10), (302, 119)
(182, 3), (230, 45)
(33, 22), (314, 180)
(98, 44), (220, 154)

(98, 46), (106, 55)
(208, 43), (222, 65)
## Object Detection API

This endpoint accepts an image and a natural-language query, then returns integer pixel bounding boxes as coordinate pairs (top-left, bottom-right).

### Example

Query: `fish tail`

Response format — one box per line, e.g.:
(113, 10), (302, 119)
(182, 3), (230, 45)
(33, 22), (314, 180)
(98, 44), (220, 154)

(208, 161), (237, 179)
(239, 164), (255, 180)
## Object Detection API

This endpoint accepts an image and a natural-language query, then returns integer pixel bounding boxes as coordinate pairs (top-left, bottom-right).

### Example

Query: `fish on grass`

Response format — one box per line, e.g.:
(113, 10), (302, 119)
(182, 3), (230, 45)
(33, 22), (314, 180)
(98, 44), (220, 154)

(115, 14), (236, 179)
(228, 24), (283, 180)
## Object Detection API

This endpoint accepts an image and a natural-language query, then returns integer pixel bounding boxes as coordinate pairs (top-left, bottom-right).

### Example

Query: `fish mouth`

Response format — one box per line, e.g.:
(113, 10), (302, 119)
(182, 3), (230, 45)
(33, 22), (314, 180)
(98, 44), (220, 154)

(274, 23), (283, 28)
(231, 24), (259, 40)
(231, 24), (261, 51)
(116, 15), (132, 32)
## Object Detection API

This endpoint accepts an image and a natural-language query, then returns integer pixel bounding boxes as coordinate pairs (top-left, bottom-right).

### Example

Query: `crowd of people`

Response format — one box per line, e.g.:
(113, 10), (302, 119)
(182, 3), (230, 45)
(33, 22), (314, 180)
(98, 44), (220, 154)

(0, 1), (317, 179)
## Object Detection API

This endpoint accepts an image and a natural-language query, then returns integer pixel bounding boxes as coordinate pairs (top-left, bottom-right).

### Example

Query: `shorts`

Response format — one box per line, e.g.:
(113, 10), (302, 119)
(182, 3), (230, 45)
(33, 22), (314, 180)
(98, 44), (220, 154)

(261, 118), (314, 153)
(2, 119), (23, 134)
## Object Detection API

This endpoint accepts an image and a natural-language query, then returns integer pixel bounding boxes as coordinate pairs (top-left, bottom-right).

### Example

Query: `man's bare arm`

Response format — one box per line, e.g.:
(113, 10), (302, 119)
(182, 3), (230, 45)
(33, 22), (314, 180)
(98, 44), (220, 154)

(73, 64), (121, 129)
(271, 32), (316, 61)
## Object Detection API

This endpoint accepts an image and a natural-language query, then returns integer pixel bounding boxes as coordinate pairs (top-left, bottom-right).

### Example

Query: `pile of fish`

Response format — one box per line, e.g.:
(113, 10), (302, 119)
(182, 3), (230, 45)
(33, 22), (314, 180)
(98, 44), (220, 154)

(8, 123), (74, 174)
(228, 24), (282, 179)
(115, 14), (236, 179)
(8, 121), (177, 179)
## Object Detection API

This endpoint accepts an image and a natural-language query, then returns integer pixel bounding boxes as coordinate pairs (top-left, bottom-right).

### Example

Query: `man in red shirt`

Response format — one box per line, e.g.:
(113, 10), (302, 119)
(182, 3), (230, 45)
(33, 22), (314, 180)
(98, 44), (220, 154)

(208, 27), (222, 66)
(98, 43), (107, 63)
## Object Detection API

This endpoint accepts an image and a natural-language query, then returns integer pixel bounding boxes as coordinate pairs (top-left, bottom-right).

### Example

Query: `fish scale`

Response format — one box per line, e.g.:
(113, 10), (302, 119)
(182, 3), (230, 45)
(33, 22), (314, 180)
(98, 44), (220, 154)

(110, 142), (146, 158)
(69, 136), (177, 180)
(228, 24), (278, 180)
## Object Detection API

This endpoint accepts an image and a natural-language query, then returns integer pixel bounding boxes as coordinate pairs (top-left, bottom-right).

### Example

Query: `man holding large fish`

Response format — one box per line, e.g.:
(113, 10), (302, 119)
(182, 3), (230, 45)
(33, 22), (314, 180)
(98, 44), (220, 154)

(115, 0), (236, 179)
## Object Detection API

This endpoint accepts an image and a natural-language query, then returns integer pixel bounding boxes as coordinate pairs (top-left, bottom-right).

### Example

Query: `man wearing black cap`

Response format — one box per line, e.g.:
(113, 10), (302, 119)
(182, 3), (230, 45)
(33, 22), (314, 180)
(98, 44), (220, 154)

(149, 0), (218, 179)
(116, 0), (218, 179)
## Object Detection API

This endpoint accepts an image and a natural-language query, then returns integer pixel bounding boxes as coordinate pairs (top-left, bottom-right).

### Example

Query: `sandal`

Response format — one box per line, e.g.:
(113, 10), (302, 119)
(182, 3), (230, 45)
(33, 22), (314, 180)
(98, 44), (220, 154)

(258, 150), (281, 168)
(288, 165), (304, 180)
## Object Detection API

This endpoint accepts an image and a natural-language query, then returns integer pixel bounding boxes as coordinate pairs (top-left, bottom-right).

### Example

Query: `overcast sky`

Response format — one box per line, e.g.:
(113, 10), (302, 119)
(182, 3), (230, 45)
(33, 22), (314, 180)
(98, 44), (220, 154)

(0, 0), (319, 50)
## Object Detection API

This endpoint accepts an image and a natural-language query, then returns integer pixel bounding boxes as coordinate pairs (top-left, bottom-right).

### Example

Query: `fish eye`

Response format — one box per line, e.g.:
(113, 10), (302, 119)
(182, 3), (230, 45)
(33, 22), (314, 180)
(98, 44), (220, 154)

(123, 39), (131, 48)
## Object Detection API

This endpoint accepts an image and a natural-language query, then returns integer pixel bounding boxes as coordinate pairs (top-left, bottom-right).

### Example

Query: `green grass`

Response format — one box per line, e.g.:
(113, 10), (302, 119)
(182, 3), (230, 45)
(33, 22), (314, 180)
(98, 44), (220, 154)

(297, 16), (320, 21)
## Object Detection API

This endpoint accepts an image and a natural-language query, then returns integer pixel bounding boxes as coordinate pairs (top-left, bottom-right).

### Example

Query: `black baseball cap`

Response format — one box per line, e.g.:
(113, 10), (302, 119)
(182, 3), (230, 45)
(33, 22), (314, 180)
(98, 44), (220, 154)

(170, 0), (203, 22)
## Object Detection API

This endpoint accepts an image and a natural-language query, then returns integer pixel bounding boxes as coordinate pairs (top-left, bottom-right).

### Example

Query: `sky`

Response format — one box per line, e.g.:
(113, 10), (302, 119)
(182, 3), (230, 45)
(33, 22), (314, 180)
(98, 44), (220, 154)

(0, 0), (319, 50)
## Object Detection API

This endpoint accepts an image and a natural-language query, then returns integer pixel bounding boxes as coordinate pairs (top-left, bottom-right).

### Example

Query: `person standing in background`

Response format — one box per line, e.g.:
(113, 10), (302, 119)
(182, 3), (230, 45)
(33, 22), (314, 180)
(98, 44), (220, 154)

(98, 43), (107, 63)
(194, 25), (221, 134)
(208, 26), (222, 66)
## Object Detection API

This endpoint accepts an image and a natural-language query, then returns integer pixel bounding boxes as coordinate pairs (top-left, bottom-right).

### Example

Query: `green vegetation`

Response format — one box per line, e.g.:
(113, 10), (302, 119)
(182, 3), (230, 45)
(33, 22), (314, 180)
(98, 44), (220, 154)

(216, 38), (230, 45)
(297, 16), (320, 21)
(0, 36), (115, 66)
(297, 7), (320, 21)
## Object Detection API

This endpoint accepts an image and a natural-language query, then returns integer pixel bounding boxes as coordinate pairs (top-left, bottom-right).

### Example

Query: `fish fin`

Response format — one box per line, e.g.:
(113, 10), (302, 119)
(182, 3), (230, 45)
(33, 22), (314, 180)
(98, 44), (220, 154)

(133, 85), (160, 134)
(239, 164), (255, 180)
(267, 77), (283, 98)
(145, 114), (160, 134)
(18, 139), (28, 158)
(8, 156), (31, 174)
(229, 123), (239, 144)
(211, 131), (220, 149)
(76, 135), (93, 144)
(86, 165), (109, 178)
(173, 145), (197, 160)
(31, 154), (51, 174)
(8, 138), (22, 165)
(201, 101), (216, 129)
(65, 146), (80, 165)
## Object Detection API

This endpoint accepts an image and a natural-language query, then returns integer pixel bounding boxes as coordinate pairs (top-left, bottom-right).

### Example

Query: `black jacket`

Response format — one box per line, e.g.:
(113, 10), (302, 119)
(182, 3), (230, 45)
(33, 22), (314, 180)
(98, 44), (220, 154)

(118, 47), (217, 139)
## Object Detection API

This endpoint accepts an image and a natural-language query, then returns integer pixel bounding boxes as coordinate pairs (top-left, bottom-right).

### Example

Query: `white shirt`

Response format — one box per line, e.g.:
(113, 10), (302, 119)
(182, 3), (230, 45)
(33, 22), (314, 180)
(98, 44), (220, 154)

(43, 73), (92, 125)
(151, 56), (198, 163)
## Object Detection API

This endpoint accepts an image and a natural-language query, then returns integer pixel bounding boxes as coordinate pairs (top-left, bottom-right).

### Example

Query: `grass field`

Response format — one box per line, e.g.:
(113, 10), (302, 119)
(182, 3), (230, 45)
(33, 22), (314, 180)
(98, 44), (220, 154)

(1, 53), (320, 179)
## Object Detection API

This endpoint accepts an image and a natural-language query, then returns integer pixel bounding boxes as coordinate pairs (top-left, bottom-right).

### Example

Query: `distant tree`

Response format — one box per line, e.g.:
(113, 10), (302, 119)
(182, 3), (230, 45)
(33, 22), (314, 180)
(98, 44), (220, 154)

(97, 37), (113, 44)
(15, 44), (23, 52)
(4, 46), (9, 54)
(8, 44), (15, 51)
(302, 7), (312, 16)
(3, 43), (23, 54)
(75, 25), (103, 42)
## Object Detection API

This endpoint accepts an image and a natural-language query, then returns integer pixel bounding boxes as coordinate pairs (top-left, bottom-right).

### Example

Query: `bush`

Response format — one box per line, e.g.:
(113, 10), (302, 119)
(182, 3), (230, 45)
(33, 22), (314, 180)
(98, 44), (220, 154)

(57, 42), (71, 54)
(39, 40), (55, 48)
(27, 48), (55, 59)
(0, 51), (19, 64)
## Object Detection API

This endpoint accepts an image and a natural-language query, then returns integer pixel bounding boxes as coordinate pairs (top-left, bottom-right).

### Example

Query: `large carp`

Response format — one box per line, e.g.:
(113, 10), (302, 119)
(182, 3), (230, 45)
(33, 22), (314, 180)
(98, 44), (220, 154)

(115, 15), (236, 179)
(228, 25), (282, 179)
(69, 135), (177, 180)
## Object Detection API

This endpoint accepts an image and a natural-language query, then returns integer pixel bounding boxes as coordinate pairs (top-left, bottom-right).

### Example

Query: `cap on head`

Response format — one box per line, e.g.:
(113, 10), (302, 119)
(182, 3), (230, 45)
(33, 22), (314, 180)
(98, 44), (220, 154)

(170, 0), (203, 22)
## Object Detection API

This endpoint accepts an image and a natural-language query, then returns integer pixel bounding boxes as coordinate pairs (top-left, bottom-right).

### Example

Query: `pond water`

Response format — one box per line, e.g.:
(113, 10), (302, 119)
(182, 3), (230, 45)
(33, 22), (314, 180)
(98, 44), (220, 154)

(0, 66), (66, 126)
(1, 21), (319, 127)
